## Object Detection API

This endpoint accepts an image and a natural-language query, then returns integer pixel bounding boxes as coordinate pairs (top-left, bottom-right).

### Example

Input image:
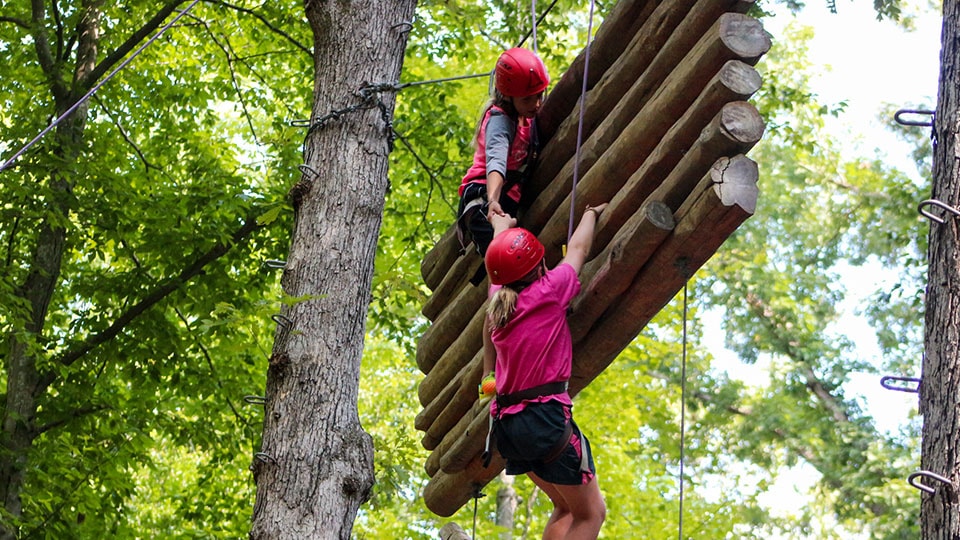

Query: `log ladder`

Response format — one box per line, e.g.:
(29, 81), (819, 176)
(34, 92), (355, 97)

(415, 0), (771, 517)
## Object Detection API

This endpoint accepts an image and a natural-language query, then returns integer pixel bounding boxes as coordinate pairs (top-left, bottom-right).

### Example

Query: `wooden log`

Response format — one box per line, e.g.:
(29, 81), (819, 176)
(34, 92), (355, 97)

(569, 154), (758, 393)
(534, 58), (762, 263)
(646, 101), (765, 212)
(438, 405), (490, 473)
(416, 282), (485, 375)
(569, 201), (676, 343)
(421, 356), (483, 450)
(524, 15), (768, 257)
(537, 0), (662, 142)
(594, 99), (765, 250)
(532, 0), (700, 194)
(422, 248), (481, 321)
(424, 452), (506, 518)
(418, 301), (485, 405)
(422, 225), (461, 290)
(424, 399), (488, 476)
(419, 7), (766, 310)
(439, 522), (471, 540)
(415, 369), (461, 433)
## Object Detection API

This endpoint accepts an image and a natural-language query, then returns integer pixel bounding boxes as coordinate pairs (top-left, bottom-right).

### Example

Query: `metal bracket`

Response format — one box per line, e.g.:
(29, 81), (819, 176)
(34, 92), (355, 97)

(254, 452), (277, 465)
(894, 108), (935, 127)
(918, 199), (960, 224)
(908, 470), (956, 499)
(880, 375), (920, 393)
(243, 395), (267, 406)
(272, 314), (293, 346)
(262, 259), (286, 270)
(298, 164), (319, 178)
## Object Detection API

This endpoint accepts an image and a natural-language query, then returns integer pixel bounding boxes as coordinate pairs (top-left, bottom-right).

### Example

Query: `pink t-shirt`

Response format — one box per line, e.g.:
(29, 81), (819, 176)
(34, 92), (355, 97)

(489, 263), (580, 416)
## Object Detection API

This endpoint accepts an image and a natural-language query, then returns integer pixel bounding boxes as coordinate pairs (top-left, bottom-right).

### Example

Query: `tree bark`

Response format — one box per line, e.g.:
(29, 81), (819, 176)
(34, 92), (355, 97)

(920, 0), (960, 537)
(496, 472), (517, 540)
(0, 1), (101, 534)
(249, 1), (415, 538)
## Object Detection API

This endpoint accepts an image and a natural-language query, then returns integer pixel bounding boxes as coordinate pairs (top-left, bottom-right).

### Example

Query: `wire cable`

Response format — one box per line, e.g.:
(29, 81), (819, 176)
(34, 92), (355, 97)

(678, 282), (689, 540)
(0, 0), (202, 173)
(567, 0), (596, 243)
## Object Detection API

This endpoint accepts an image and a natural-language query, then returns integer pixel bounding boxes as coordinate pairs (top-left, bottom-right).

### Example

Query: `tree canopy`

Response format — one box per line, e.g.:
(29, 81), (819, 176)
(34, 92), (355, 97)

(0, 0), (939, 538)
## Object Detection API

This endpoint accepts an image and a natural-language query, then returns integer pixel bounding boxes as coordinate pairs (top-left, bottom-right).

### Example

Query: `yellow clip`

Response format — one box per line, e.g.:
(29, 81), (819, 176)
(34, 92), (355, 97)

(562, 244), (567, 257)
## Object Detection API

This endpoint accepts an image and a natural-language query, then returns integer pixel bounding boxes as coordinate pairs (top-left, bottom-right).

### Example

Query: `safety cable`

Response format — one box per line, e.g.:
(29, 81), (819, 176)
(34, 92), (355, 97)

(516, 0), (560, 50)
(567, 0), (597, 244)
(0, 0), (202, 173)
(678, 282), (689, 540)
(530, 0), (538, 54)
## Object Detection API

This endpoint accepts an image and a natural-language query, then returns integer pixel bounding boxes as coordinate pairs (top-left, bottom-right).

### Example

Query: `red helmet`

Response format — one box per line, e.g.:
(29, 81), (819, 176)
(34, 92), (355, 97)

(485, 228), (545, 285)
(495, 48), (550, 98)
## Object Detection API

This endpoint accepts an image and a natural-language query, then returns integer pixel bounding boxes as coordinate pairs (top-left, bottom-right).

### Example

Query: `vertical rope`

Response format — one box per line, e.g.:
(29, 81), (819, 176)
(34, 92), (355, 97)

(678, 282), (689, 540)
(567, 0), (596, 244)
(530, 0), (538, 54)
(0, 0), (203, 173)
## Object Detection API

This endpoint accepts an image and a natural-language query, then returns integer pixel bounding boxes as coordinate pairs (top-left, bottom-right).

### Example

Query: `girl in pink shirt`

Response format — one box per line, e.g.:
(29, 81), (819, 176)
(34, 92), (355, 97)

(482, 205), (608, 540)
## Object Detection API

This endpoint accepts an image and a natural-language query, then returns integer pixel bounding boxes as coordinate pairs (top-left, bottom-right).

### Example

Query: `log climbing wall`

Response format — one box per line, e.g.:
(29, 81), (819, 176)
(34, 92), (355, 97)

(415, 0), (771, 517)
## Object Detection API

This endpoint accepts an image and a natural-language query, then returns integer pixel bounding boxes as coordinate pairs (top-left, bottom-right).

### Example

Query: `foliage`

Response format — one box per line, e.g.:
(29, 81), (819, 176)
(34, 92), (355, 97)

(0, 0), (938, 538)
(1, 0), (309, 536)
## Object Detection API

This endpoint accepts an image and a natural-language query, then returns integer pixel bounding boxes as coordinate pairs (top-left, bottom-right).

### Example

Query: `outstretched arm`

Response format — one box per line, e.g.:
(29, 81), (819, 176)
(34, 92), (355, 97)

(561, 203), (608, 274)
(489, 212), (516, 238)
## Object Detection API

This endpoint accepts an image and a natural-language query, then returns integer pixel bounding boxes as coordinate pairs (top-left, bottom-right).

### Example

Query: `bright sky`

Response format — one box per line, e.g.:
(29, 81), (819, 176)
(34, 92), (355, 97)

(703, 3), (943, 534)
(764, 0), (941, 432)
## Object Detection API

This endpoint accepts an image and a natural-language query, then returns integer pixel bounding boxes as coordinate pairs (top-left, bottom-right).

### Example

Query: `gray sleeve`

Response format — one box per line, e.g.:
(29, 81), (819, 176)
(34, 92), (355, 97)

(484, 113), (516, 178)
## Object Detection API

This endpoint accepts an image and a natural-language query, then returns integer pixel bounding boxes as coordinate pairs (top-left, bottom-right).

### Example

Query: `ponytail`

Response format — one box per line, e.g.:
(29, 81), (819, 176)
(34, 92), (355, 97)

(487, 286), (519, 329)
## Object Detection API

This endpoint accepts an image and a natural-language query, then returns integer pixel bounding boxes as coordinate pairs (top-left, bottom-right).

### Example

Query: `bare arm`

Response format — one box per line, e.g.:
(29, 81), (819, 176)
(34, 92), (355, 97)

(488, 212), (516, 239)
(560, 203), (608, 273)
(486, 170), (506, 221)
(482, 315), (495, 378)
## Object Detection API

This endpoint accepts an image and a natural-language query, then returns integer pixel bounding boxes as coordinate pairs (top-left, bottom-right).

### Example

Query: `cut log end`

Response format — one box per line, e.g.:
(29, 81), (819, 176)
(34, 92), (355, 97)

(710, 155), (759, 213)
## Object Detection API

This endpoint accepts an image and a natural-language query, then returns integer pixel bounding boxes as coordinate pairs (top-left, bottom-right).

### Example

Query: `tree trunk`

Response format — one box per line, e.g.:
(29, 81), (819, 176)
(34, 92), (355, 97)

(496, 472), (517, 540)
(0, 2), (101, 536)
(920, 0), (960, 538)
(248, 1), (415, 538)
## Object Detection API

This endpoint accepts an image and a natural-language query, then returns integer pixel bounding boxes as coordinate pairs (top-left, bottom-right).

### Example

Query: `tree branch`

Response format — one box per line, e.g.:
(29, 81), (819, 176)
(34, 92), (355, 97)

(52, 0), (63, 63)
(79, 1), (188, 89)
(38, 214), (263, 389)
(205, 0), (312, 57)
(744, 292), (852, 423)
(31, 0), (68, 100)
(35, 405), (108, 435)
(91, 95), (167, 176)
(0, 15), (30, 29)
(186, 12), (260, 145)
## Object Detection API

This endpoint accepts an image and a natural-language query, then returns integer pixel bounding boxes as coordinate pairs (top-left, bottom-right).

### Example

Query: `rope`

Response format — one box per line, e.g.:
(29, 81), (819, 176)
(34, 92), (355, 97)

(530, 0), (538, 54)
(566, 0), (596, 244)
(516, 0), (560, 50)
(0, 0), (202, 173)
(678, 282), (689, 540)
(470, 484), (485, 539)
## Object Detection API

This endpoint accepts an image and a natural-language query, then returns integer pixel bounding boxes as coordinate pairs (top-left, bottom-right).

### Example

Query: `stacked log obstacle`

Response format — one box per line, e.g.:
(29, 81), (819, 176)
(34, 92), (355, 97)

(416, 0), (770, 517)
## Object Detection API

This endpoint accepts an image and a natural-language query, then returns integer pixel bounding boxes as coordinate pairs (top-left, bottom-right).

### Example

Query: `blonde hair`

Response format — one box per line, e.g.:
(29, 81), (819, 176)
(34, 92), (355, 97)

(487, 287), (520, 329)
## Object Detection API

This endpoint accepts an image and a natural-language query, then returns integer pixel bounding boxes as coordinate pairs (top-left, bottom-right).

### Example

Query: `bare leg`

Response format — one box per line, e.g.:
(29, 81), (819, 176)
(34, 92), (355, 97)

(528, 473), (605, 540)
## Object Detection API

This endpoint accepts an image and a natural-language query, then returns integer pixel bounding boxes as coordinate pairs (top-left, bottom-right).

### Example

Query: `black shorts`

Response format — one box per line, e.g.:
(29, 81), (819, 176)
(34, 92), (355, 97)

(494, 400), (595, 485)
